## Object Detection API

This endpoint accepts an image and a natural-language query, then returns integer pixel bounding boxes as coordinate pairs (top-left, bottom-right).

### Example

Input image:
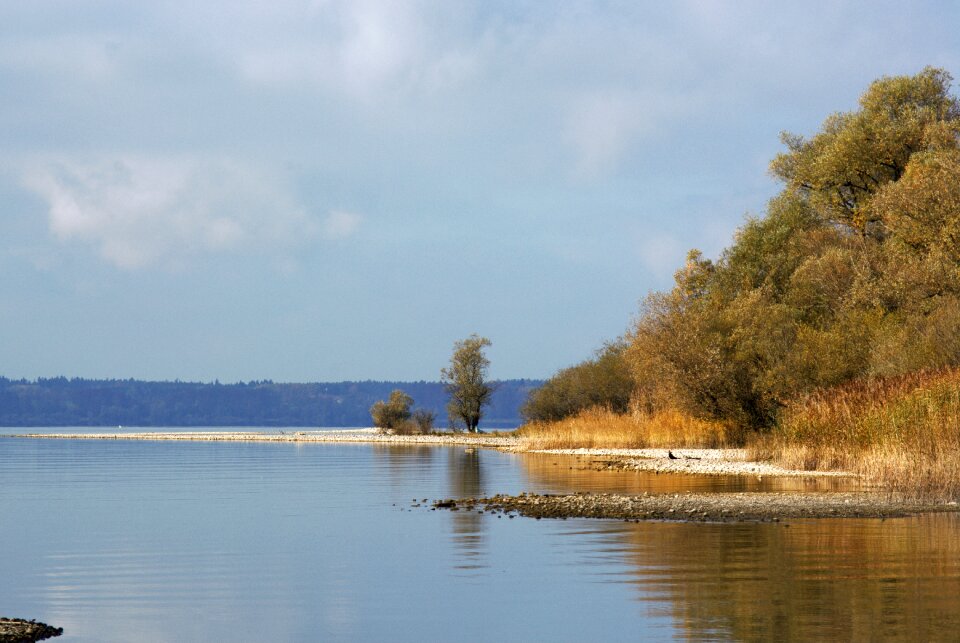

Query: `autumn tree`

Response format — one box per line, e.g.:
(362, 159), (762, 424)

(441, 335), (495, 432)
(623, 67), (960, 429)
(770, 66), (959, 238)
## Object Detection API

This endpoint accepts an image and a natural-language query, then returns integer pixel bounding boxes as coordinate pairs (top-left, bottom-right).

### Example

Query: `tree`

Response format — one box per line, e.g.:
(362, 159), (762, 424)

(369, 389), (413, 432)
(770, 67), (959, 238)
(521, 340), (634, 422)
(441, 335), (495, 432)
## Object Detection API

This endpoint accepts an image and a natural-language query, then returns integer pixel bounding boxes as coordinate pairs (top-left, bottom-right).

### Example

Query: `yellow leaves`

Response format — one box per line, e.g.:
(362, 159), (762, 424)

(771, 67), (960, 238)
(870, 148), (960, 259)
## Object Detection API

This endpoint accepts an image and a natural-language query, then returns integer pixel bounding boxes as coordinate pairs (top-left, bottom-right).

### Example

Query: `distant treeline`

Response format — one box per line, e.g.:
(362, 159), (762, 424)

(0, 377), (542, 428)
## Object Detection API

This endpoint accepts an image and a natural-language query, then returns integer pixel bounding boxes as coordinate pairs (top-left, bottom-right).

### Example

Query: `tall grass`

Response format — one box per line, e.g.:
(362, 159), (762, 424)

(516, 406), (739, 450)
(750, 367), (960, 500)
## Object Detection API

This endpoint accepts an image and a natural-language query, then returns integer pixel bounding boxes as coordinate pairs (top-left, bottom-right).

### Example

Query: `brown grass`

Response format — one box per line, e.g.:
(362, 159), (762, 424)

(516, 406), (739, 450)
(749, 367), (960, 500)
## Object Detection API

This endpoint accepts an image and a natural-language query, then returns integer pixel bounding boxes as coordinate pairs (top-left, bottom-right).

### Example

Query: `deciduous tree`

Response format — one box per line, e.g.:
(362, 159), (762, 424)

(441, 335), (494, 432)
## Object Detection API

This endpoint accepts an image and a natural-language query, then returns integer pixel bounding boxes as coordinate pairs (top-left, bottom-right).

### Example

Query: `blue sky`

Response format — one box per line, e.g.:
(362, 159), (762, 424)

(1, 1), (959, 382)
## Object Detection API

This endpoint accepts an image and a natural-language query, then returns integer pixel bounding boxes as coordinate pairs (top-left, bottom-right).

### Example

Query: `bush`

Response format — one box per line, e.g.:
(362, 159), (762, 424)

(521, 341), (633, 422)
(370, 389), (413, 432)
(411, 408), (435, 434)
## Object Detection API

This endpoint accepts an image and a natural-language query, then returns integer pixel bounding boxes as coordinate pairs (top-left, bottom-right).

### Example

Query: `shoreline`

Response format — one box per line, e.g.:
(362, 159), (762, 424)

(5, 430), (515, 448)
(8, 430), (955, 521)
(5, 431), (852, 478)
(526, 447), (856, 477)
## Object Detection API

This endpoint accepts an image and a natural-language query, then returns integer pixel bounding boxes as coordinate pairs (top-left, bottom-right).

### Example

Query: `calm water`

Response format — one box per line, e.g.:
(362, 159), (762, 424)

(2, 435), (960, 642)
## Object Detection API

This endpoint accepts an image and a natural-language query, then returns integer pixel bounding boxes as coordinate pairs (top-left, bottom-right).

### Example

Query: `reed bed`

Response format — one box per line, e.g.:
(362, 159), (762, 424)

(750, 367), (960, 500)
(516, 406), (737, 450)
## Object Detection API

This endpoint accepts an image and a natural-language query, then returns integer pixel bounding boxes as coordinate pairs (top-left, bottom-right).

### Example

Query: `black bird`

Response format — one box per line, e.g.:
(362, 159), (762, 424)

(668, 450), (679, 460)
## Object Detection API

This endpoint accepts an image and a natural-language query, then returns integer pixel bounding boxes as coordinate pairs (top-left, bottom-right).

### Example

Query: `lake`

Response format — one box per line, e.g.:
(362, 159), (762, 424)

(2, 433), (960, 642)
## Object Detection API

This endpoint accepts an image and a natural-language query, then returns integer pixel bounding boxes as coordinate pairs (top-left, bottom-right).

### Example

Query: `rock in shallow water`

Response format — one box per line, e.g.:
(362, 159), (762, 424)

(428, 491), (958, 523)
(0, 618), (63, 643)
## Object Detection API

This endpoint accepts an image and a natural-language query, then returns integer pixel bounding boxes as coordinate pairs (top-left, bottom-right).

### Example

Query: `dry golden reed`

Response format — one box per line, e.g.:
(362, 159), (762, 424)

(516, 406), (737, 450)
(750, 367), (960, 499)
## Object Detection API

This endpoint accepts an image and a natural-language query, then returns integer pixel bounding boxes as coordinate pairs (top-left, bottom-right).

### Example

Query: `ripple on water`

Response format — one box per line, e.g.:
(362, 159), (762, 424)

(1, 436), (958, 642)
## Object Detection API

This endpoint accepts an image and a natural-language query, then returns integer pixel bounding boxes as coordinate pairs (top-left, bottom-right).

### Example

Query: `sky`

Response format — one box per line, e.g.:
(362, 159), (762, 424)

(1, 1), (959, 383)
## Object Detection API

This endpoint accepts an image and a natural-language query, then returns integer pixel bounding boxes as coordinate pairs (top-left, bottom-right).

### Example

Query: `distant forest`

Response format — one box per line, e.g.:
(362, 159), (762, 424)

(0, 377), (542, 428)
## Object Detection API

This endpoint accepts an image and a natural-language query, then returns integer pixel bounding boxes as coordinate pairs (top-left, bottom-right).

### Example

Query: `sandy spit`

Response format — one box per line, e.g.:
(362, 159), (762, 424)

(529, 447), (856, 477)
(7, 432), (853, 477)
(7, 430), (516, 448)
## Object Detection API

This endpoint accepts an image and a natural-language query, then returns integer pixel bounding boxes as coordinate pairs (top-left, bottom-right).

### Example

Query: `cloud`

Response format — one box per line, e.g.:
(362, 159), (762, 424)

(22, 155), (329, 269)
(321, 210), (362, 240)
(563, 91), (655, 178)
(195, 1), (480, 99)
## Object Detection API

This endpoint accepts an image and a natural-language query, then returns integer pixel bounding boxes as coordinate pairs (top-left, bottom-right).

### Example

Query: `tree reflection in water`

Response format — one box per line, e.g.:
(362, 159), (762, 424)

(520, 454), (960, 641)
(448, 448), (487, 571)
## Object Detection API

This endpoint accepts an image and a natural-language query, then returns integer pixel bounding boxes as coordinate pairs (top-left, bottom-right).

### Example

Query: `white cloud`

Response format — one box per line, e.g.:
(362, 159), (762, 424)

(195, 0), (480, 99)
(321, 210), (362, 240)
(22, 156), (327, 269)
(563, 91), (653, 178)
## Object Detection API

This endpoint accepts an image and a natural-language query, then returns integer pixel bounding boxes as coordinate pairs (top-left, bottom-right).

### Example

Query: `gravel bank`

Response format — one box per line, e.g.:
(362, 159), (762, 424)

(430, 491), (958, 523)
(532, 448), (855, 477)
(0, 618), (62, 643)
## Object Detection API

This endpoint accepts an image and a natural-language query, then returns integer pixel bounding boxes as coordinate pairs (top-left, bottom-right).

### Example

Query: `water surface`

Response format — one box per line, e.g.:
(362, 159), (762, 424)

(2, 436), (958, 641)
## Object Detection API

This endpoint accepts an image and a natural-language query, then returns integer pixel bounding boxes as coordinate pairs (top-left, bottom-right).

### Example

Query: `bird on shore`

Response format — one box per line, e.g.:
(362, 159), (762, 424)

(668, 450), (679, 460)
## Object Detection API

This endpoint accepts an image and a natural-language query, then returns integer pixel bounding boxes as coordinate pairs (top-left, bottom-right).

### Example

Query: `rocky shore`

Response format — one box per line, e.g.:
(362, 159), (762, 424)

(429, 491), (958, 522)
(0, 619), (62, 643)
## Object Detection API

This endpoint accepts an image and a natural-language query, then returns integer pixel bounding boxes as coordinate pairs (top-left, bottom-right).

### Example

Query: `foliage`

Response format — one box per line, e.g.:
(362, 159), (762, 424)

(441, 335), (495, 432)
(411, 408), (436, 434)
(520, 340), (634, 422)
(623, 67), (960, 430)
(369, 389), (413, 431)
(770, 66), (959, 237)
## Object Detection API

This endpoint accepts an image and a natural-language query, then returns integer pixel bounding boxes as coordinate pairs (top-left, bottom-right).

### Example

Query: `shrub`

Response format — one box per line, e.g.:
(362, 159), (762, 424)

(411, 408), (435, 433)
(370, 389), (413, 432)
(521, 341), (634, 422)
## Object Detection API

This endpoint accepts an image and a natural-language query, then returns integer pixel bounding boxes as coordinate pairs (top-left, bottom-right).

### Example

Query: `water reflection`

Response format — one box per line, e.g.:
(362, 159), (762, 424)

(518, 452), (960, 641)
(593, 513), (960, 641)
(4, 438), (958, 642)
(447, 448), (487, 571)
(519, 452), (860, 495)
